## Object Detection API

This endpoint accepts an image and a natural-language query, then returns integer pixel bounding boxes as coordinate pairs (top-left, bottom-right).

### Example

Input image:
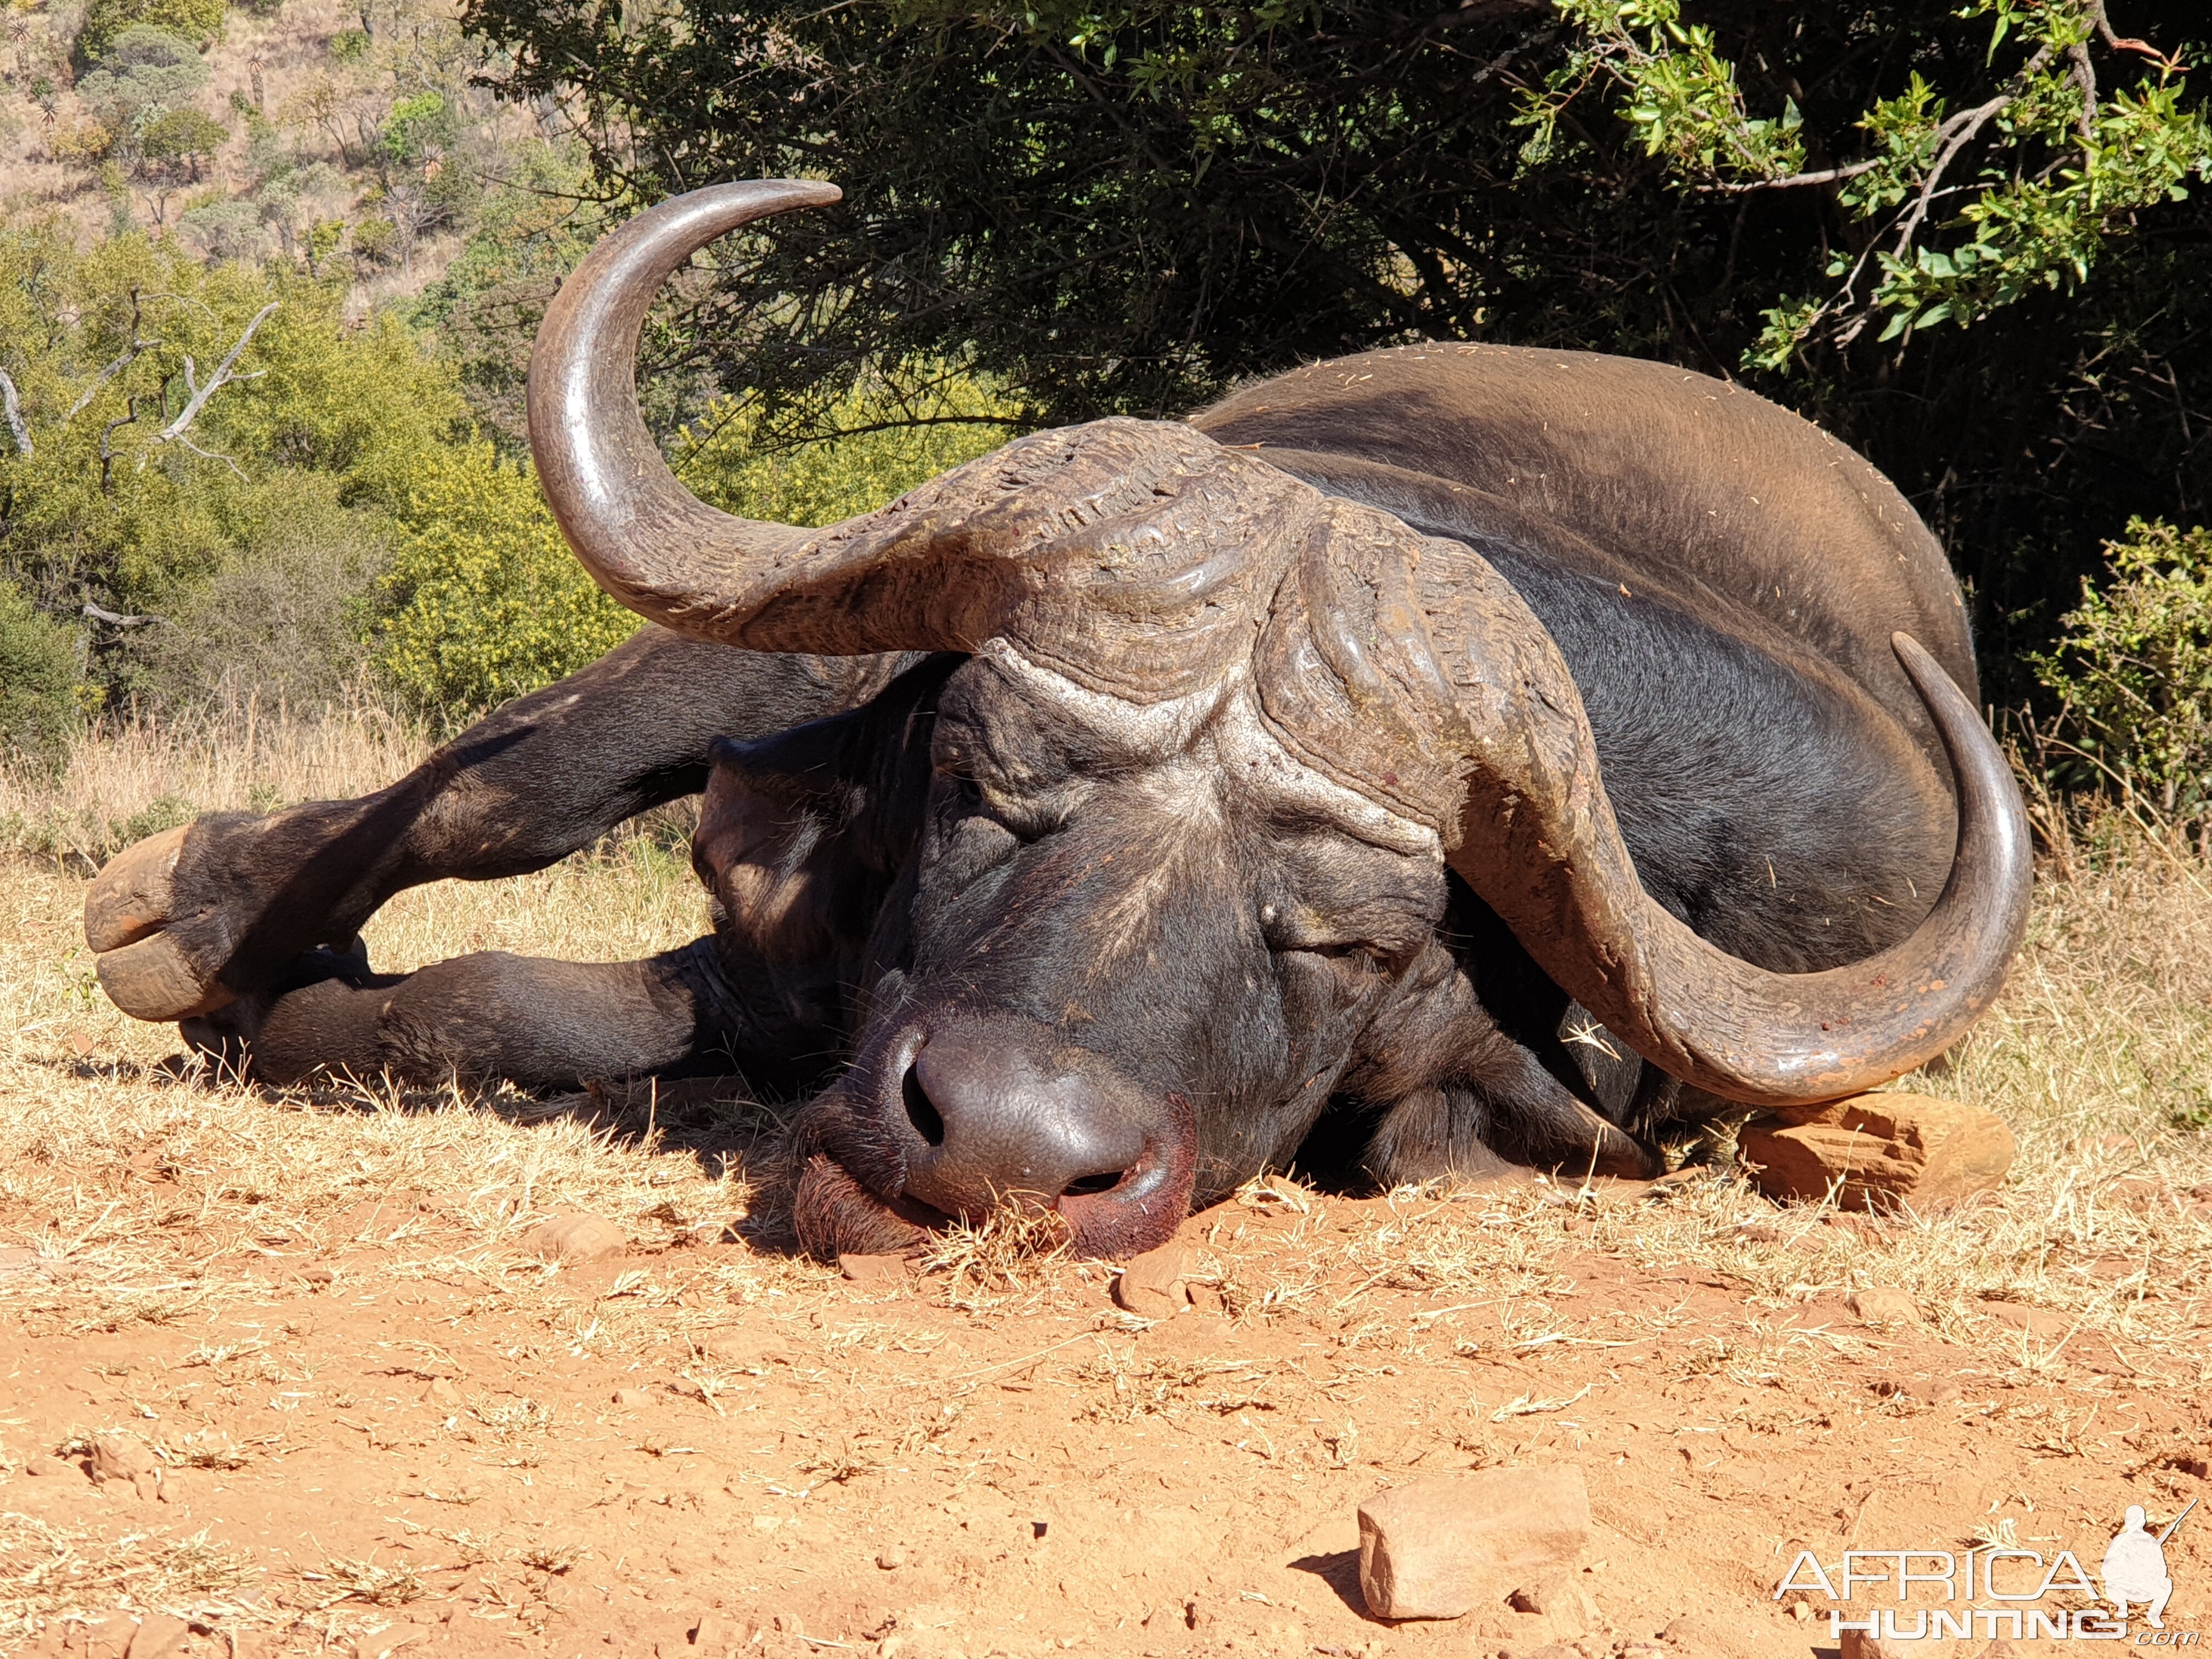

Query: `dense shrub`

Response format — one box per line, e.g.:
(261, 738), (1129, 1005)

(2035, 519), (2212, 824)
(369, 373), (1025, 720)
(370, 443), (639, 718)
(0, 218), (472, 724)
(76, 0), (224, 63)
(146, 475), (390, 709)
(675, 371), (1025, 528)
(0, 580), (81, 760)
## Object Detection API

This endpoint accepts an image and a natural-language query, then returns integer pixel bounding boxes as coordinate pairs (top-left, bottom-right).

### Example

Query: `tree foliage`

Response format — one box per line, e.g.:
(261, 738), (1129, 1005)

(0, 217), (470, 706)
(464, 0), (2212, 693)
(2036, 517), (2212, 824)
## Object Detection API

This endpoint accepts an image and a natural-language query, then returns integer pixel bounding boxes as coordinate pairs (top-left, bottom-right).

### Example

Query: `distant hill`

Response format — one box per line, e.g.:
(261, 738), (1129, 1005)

(0, 0), (545, 313)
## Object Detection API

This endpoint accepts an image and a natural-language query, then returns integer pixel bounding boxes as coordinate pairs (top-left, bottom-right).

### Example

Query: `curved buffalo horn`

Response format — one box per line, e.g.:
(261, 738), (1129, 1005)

(528, 179), (1300, 677)
(1413, 520), (2033, 1104)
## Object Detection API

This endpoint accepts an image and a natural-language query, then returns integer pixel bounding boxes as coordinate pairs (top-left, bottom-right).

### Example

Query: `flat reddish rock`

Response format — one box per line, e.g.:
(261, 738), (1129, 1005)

(1846, 1286), (1922, 1324)
(838, 1251), (914, 1282)
(1738, 1092), (2013, 1212)
(1111, 1242), (1190, 1318)
(1357, 1465), (1592, 1620)
(123, 1616), (190, 1659)
(524, 1213), (627, 1263)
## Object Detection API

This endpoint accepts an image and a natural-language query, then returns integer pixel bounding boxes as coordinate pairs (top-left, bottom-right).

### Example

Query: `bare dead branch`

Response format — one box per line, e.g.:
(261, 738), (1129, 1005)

(1699, 157), (1882, 194)
(158, 302), (279, 444)
(65, 289), (161, 424)
(99, 397), (139, 495)
(0, 368), (30, 458)
(81, 602), (166, 628)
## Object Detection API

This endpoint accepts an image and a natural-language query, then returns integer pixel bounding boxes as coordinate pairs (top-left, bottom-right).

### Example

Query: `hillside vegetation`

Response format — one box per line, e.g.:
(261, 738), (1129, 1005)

(0, 0), (1021, 754)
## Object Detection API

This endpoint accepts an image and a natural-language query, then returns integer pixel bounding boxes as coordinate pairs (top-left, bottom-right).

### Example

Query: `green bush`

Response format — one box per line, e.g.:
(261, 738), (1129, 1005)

(2035, 518), (2212, 822)
(76, 0), (225, 63)
(0, 581), (82, 760)
(370, 374), (1025, 721)
(370, 442), (640, 718)
(674, 371), (1025, 528)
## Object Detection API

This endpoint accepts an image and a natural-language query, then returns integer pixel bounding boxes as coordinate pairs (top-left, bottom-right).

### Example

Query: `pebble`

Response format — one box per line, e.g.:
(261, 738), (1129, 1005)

(838, 1251), (914, 1283)
(25, 1454), (84, 1479)
(1846, 1286), (1922, 1325)
(689, 1612), (759, 1655)
(123, 1616), (191, 1659)
(523, 1213), (627, 1263)
(1357, 1465), (1592, 1620)
(352, 1626), (433, 1659)
(1737, 1092), (2014, 1211)
(90, 1434), (162, 1500)
(1111, 1242), (1190, 1319)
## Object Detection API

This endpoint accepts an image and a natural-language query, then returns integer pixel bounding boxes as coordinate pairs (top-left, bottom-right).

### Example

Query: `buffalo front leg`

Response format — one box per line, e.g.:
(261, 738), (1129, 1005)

(190, 937), (752, 1091)
(84, 629), (918, 1023)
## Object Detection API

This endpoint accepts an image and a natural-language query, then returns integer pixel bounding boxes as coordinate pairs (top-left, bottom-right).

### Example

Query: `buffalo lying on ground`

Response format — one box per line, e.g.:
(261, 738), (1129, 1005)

(84, 181), (2031, 1261)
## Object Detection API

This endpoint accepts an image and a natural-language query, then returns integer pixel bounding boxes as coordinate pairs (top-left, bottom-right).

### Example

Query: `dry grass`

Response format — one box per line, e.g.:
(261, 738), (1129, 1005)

(0, 689), (430, 871)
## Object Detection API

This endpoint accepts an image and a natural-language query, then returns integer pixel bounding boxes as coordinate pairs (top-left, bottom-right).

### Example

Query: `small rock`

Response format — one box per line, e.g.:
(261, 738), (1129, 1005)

(1847, 1286), (1922, 1325)
(1657, 1614), (1762, 1658)
(1357, 1465), (1593, 1620)
(691, 1613), (762, 1655)
(89, 1435), (161, 1494)
(838, 1251), (913, 1283)
(611, 1386), (654, 1408)
(1111, 1242), (1190, 1319)
(1508, 1575), (1598, 1632)
(876, 1548), (907, 1570)
(353, 1627), (434, 1659)
(1980, 1301), (2070, 1338)
(124, 1616), (190, 1659)
(1737, 1092), (2014, 1211)
(25, 1454), (84, 1479)
(524, 1213), (627, 1263)
(1839, 1632), (1938, 1659)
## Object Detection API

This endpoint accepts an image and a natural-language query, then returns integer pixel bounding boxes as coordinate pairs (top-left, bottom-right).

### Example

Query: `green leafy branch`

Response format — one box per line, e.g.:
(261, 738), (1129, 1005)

(1528, 0), (2211, 370)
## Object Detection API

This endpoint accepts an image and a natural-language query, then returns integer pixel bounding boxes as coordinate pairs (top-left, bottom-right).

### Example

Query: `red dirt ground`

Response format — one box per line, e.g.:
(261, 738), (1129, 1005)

(5, 1176), (2207, 1659)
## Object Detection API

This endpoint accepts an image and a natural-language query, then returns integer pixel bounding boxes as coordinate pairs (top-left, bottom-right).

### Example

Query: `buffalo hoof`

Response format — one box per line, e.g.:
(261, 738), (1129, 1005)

(84, 826), (233, 1022)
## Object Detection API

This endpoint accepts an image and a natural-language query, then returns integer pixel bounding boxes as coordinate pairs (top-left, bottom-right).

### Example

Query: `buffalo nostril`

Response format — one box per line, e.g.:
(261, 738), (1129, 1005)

(902, 1063), (945, 1147)
(1060, 1170), (1126, 1198)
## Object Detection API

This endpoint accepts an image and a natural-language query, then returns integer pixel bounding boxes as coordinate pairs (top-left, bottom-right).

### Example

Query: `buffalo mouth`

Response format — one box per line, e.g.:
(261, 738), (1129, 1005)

(788, 1092), (1198, 1263)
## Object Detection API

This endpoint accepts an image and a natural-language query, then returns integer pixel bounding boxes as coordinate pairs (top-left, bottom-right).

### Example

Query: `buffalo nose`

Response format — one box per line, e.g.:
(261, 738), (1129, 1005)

(894, 1024), (1146, 1218)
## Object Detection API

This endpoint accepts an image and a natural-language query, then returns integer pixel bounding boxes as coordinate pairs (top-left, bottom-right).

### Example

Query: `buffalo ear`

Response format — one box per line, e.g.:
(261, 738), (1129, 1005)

(705, 652), (962, 873)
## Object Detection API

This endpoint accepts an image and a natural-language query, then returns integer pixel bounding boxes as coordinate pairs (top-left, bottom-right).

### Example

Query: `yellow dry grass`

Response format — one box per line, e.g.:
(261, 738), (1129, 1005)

(0, 701), (2208, 1637)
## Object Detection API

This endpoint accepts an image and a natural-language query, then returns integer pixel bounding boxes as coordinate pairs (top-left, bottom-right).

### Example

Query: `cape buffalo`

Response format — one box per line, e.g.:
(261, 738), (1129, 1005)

(83, 180), (2032, 1261)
